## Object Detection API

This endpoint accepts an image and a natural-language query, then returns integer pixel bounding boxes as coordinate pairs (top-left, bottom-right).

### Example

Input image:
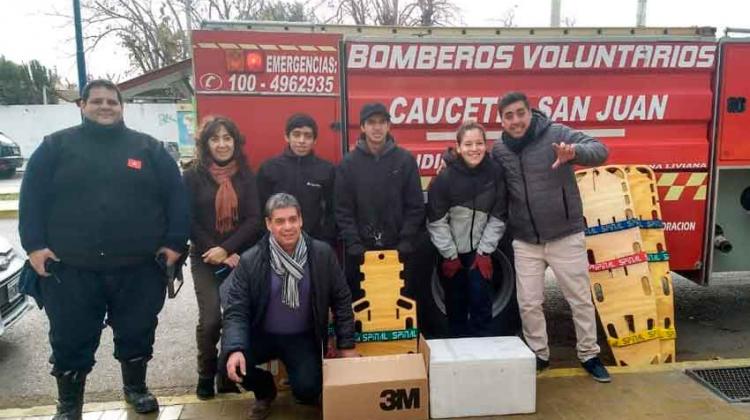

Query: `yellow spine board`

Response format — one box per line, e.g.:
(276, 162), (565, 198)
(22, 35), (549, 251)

(352, 250), (418, 356)
(589, 261), (661, 366)
(577, 166), (635, 225)
(586, 227), (646, 262)
(355, 339), (419, 357)
(621, 165), (663, 221)
(646, 260), (677, 363)
(623, 165), (676, 363)
(578, 166), (661, 367)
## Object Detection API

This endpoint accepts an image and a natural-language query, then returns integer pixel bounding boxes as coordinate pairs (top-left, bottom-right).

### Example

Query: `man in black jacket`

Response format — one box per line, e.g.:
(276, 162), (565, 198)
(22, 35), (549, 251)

(335, 103), (425, 299)
(256, 113), (336, 244)
(221, 193), (356, 419)
(492, 91), (610, 382)
(19, 79), (189, 419)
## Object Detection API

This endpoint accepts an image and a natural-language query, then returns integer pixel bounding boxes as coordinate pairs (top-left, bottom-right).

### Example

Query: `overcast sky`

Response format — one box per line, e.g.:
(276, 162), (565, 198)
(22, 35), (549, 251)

(1, 0), (746, 84)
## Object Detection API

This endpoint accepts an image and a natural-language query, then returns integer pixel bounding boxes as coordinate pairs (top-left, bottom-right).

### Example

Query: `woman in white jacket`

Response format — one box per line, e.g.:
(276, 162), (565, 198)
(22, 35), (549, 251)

(427, 120), (507, 337)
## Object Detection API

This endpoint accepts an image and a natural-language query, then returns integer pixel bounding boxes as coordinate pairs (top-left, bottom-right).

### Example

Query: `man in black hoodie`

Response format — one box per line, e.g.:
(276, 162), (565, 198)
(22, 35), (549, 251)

(335, 103), (425, 299)
(257, 113), (336, 244)
(19, 80), (189, 419)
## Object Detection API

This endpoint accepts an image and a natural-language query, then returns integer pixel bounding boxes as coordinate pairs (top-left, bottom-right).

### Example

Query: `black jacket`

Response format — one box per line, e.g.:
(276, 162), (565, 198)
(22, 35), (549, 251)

(427, 155), (507, 259)
(491, 110), (608, 244)
(220, 233), (355, 356)
(19, 119), (189, 269)
(256, 147), (335, 243)
(334, 135), (425, 253)
(183, 164), (262, 256)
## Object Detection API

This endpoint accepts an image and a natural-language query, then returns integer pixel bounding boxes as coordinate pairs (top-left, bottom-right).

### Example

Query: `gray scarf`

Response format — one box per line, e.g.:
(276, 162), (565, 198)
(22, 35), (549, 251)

(269, 235), (308, 309)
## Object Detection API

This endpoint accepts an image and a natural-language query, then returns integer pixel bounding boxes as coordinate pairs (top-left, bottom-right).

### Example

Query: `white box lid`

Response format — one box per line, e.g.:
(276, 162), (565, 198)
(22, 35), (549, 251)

(427, 336), (535, 364)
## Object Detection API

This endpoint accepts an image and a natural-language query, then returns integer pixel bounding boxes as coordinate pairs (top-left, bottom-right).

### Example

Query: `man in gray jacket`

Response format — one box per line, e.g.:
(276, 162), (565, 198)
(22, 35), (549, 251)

(492, 91), (611, 382)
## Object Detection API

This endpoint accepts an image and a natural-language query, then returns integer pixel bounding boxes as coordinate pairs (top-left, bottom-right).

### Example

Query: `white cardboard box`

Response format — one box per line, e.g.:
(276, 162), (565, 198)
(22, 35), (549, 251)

(427, 336), (536, 418)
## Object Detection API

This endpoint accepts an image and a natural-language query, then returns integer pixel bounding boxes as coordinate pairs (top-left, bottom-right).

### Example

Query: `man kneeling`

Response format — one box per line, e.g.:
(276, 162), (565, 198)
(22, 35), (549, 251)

(220, 193), (357, 419)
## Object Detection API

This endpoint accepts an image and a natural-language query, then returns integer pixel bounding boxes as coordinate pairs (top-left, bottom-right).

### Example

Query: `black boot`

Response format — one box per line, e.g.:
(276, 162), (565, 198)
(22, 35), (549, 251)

(196, 376), (215, 400)
(216, 372), (241, 395)
(52, 371), (86, 420)
(121, 357), (159, 414)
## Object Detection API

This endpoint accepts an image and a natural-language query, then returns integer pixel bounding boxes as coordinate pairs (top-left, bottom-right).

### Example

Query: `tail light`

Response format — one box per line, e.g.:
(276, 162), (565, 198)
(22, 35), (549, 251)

(225, 50), (244, 72)
(225, 50), (265, 73)
(245, 51), (265, 73)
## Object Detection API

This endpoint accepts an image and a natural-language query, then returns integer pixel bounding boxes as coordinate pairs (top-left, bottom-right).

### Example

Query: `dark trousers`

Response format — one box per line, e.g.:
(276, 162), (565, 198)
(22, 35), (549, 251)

(237, 331), (321, 404)
(191, 257), (223, 378)
(40, 261), (166, 375)
(444, 252), (493, 338)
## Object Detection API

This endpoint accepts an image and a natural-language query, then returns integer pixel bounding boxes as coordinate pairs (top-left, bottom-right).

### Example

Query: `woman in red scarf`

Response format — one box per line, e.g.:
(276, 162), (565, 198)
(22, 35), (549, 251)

(183, 116), (262, 399)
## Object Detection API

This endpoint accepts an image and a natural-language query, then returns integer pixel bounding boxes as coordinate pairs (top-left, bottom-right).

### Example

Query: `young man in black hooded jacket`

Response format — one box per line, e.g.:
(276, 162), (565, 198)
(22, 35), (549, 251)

(256, 114), (336, 244)
(334, 103), (425, 299)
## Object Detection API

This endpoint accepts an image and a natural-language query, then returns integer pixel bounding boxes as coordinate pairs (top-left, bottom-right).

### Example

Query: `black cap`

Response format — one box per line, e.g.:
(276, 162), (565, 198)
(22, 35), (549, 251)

(359, 103), (390, 125)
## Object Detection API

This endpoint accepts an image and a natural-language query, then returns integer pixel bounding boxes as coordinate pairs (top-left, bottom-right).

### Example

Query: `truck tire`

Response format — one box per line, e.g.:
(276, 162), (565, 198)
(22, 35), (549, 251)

(417, 235), (521, 338)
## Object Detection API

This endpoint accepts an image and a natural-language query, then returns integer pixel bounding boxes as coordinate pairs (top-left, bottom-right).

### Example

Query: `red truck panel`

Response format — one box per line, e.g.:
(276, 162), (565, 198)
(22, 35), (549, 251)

(716, 42), (750, 166)
(192, 30), (343, 168)
(345, 41), (717, 270)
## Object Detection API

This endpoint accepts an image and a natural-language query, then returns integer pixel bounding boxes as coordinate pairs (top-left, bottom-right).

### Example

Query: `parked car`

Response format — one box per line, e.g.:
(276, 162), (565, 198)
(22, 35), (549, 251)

(0, 132), (23, 179)
(0, 235), (29, 336)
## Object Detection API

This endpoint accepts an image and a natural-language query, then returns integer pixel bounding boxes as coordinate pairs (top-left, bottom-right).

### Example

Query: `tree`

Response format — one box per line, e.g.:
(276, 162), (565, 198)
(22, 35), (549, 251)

(79, 0), (312, 76)
(562, 16), (576, 27)
(316, 0), (458, 26)
(497, 4), (518, 28)
(0, 57), (60, 105)
(408, 0), (459, 26)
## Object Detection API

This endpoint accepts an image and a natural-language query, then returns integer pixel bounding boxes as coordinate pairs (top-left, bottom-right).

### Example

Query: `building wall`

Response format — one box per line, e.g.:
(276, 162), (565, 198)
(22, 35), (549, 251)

(0, 103), (182, 158)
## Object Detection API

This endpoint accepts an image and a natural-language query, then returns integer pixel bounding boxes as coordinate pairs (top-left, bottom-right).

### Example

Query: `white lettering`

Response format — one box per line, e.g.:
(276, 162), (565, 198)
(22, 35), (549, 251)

(575, 45), (595, 68)
(631, 44), (653, 67)
(523, 45), (543, 68)
(474, 45), (494, 69)
(540, 46), (560, 69)
(425, 97), (445, 125)
(697, 45), (717, 68)
(437, 45), (456, 70)
(369, 45), (389, 69)
(455, 45), (475, 69)
(651, 45), (672, 68)
(406, 98), (424, 124)
(464, 97), (481, 121)
(678, 45), (699, 68)
(494, 46), (514, 69)
(558, 45), (574, 68)
(417, 46), (438, 69)
(664, 222), (697, 232)
(390, 97), (408, 124)
(347, 43), (716, 70)
(596, 95), (669, 121)
(648, 95), (668, 120)
(445, 97), (463, 124)
(348, 44), (368, 68)
(390, 45), (417, 69)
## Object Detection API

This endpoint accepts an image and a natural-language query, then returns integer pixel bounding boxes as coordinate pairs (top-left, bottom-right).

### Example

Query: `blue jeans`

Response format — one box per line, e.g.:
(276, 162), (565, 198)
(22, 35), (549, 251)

(236, 331), (321, 404)
(444, 252), (493, 338)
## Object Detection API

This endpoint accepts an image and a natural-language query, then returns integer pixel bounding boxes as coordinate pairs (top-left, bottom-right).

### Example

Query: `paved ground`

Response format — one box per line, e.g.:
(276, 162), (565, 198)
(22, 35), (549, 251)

(2, 171), (750, 414)
(2, 359), (750, 419)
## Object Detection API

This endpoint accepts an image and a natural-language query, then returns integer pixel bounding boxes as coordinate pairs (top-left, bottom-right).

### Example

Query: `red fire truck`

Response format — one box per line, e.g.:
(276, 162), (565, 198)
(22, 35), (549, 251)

(191, 23), (750, 335)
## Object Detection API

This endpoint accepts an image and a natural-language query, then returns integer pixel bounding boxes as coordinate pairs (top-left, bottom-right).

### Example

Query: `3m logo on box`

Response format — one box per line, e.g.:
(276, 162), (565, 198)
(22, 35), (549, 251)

(380, 387), (421, 411)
